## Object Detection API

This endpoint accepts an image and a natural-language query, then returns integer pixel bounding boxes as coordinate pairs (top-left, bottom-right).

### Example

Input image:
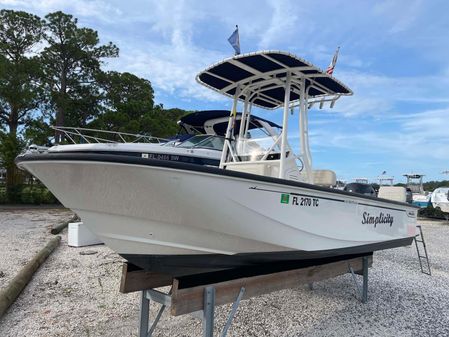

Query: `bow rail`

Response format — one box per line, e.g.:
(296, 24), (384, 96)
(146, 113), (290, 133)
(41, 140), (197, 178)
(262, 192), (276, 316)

(52, 126), (169, 144)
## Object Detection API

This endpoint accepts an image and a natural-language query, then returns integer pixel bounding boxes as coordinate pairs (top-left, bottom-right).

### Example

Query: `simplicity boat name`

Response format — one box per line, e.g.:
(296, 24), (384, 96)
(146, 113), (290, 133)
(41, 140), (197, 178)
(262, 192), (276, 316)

(362, 212), (394, 227)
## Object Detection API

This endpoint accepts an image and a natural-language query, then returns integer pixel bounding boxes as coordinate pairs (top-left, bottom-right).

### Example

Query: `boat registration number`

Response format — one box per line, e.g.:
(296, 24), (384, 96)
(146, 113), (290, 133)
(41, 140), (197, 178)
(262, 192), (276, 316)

(281, 194), (319, 207)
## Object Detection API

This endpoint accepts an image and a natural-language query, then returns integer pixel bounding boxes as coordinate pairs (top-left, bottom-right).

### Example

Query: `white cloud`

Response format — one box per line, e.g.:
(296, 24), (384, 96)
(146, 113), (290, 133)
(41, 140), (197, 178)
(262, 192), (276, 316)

(327, 69), (449, 117)
(258, 0), (299, 49)
(373, 0), (423, 34)
(107, 43), (227, 103)
(100, 1), (230, 104)
(312, 107), (449, 162)
(0, 0), (122, 22)
(402, 108), (449, 139)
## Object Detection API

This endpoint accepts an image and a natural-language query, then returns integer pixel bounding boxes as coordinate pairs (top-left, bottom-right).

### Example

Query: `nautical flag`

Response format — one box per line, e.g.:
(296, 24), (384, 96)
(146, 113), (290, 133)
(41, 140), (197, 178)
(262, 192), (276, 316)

(326, 46), (340, 75)
(228, 25), (240, 55)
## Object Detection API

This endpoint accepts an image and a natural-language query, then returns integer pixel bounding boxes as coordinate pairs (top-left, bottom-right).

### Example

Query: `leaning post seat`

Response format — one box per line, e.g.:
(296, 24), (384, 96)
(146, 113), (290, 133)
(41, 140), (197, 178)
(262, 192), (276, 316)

(378, 186), (407, 203)
(312, 170), (337, 187)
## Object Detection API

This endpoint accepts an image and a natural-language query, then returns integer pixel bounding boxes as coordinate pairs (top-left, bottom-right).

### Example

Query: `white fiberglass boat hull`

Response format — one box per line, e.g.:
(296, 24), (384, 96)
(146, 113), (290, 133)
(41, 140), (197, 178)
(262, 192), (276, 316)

(17, 153), (417, 275)
(412, 193), (430, 208)
(18, 154), (417, 276)
(431, 188), (449, 213)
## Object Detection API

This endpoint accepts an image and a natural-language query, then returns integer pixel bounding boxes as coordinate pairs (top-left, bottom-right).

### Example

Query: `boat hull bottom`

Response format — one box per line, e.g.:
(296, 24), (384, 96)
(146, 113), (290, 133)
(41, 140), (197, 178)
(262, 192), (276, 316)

(121, 236), (413, 278)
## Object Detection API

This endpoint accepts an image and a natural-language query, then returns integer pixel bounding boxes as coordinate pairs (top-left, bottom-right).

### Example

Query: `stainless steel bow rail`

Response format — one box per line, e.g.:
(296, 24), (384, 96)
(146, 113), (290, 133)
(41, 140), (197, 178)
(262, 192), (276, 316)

(120, 254), (372, 337)
(51, 126), (169, 144)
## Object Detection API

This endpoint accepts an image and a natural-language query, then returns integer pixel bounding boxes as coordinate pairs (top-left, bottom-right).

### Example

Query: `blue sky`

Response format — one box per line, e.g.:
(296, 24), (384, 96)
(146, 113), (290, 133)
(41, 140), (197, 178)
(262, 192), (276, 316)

(2, 0), (449, 182)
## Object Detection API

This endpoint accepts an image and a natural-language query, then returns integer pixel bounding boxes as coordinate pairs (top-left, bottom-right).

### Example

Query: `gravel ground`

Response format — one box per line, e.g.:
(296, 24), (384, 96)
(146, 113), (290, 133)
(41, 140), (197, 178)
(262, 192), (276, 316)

(0, 208), (73, 289)
(0, 210), (448, 337)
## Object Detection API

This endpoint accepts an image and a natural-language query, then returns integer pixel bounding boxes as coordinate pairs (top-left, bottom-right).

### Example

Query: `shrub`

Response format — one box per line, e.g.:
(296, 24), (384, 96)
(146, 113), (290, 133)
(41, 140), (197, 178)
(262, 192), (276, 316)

(418, 205), (448, 219)
(41, 188), (57, 204)
(0, 188), (7, 204)
(20, 186), (36, 204)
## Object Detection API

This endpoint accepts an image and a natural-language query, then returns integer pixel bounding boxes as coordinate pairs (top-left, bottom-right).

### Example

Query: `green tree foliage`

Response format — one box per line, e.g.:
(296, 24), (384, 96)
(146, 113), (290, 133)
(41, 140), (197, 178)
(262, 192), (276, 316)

(23, 117), (53, 146)
(423, 180), (449, 192)
(91, 71), (186, 138)
(0, 10), (190, 203)
(40, 11), (119, 142)
(397, 180), (449, 192)
(143, 106), (188, 138)
(0, 10), (44, 201)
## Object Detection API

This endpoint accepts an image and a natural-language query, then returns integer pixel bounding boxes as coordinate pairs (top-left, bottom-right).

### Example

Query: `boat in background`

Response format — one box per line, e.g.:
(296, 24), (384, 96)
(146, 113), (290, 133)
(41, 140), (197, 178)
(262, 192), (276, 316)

(353, 178), (369, 184)
(403, 173), (430, 208)
(343, 182), (376, 197)
(430, 187), (449, 213)
(17, 50), (418, 277)
(377, 174), (394, 187)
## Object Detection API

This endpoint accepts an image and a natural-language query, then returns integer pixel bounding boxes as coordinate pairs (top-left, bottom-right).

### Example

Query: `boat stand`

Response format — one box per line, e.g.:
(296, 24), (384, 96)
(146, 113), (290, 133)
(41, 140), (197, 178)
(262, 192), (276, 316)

(138, 285), (246, 337)
(121, 254), (372, 337)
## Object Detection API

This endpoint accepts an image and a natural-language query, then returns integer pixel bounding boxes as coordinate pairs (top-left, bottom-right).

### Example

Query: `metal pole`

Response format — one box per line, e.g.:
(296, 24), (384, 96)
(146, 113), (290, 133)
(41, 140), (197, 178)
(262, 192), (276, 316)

(244, 103), (252, 136)
(220, 86), (240, 168)
(221, 287), (245, 337)
(362, 256), (368, 303)
(304, 97), (313, 183)
(299, 78), (313, 183)
(148, 302), (167, 336)
(279, 72), (291, 179)
(348, 263), (362, 300)
(203, 286), (215, 337)
(139, 291), (150, 337)
(238, 96), (250, 139)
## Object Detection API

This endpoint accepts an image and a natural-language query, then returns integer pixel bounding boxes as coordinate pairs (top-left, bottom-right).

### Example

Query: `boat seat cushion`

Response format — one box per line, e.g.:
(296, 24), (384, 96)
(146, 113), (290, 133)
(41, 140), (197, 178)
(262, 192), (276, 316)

(313, 170), (336, 187)
(378, 186), (406, 202)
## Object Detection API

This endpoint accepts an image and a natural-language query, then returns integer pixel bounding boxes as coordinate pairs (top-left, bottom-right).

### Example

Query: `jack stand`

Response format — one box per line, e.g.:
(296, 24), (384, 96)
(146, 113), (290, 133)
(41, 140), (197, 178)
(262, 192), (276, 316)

(124, 254), (372, 336)
(139, 286), (245, 337)
(348, 256), (369, 303)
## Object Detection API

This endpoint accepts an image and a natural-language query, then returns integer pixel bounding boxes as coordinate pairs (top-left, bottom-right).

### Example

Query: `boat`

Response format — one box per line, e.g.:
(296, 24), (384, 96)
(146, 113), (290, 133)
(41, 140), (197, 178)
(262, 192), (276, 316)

(377, 174), (394, 187)
(403, 173), (430, 208)
(24, 110), (281, 169)
(430, 187), (449, 213)
(16, 50), (418, 277)
(343, 182), (376, 197)
(353, 178), (369, 184)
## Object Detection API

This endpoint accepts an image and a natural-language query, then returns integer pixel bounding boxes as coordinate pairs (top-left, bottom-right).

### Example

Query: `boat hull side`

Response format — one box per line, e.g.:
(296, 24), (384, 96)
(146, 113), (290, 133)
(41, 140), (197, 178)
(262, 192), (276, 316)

(16, 154), (418, 268)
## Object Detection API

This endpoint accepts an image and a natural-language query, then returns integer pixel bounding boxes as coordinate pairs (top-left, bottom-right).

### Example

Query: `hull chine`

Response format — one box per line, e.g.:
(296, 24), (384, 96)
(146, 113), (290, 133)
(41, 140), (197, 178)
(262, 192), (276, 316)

(122, 236), (413, 277)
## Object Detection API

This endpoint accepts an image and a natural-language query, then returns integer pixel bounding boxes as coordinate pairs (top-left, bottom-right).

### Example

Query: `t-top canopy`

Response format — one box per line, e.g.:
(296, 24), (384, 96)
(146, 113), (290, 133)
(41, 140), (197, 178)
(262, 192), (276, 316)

(179, 110), (281, 136)
(196, 50), (352, 109)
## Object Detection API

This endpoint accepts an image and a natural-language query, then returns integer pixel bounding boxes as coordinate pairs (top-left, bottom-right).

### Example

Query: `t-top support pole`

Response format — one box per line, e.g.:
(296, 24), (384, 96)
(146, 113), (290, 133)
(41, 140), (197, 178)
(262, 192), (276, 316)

(220, 86), (240, 168)
(238, 96), (250, 140)
(279, 72), (292, 179)
(299, 77), (313, 183)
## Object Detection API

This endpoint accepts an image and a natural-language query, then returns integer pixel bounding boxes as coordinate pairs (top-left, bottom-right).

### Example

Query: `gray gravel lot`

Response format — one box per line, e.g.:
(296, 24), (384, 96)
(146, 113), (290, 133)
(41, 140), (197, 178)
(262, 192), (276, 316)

(0, 210), (448, 336)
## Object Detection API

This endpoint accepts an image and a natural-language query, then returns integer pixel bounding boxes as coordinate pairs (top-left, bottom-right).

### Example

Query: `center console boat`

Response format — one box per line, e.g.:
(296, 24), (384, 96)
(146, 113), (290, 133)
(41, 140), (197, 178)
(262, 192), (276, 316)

(16, 50), (418, 277)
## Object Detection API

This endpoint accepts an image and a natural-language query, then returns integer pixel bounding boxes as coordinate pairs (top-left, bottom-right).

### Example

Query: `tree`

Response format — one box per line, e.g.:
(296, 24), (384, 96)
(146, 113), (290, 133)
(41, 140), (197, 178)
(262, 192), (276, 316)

(0, 10), (44, 200)
(91, 71), (186, 139)
(423, 180), (449, 192)
(40, 11), (118, 142)
(98, 71), (154, 125)
(141, 106), (188, 138)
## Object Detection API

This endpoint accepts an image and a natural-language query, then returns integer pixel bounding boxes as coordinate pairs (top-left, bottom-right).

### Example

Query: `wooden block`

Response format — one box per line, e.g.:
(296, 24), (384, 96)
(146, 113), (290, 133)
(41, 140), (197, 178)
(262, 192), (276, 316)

(119, 263), (173, 293)
(170, 256), (372, 316)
